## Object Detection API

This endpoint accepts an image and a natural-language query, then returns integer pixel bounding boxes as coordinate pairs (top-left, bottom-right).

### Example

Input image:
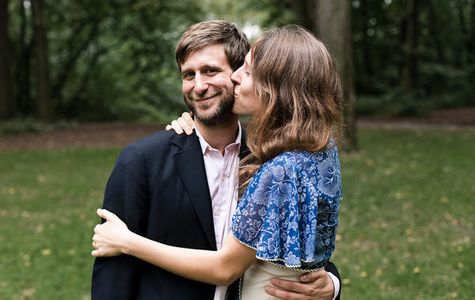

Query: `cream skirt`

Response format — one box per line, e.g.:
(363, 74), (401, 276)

(240, 261), (309, 299)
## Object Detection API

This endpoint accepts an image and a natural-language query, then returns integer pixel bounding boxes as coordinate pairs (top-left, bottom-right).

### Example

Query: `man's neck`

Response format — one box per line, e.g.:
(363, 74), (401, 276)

(195, 116), (240, 155)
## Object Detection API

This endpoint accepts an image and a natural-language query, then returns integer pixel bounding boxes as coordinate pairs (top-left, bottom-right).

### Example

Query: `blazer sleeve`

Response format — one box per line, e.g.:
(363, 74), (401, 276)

(325, 261), (341, 300)
(91, 145), (150, 299)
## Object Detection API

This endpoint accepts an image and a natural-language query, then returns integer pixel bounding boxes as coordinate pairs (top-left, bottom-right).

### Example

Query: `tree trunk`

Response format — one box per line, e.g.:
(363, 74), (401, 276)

(31, 0), (53, 121)
(427, 0), (446, 63)
(311, 0), (358, 152)
(15, 0), (32, 115)
(466, 0), (475, 64)
(360, 0), (374, 77)
(284, 0), (315, 31)
(0, 0), (15, 119)
(404, 0), (418, 92)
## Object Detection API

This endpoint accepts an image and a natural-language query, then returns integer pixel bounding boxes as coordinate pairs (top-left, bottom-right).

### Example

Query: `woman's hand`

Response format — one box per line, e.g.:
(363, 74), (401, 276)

(91, 209), (132, 257)
(165, 112), (195, 135)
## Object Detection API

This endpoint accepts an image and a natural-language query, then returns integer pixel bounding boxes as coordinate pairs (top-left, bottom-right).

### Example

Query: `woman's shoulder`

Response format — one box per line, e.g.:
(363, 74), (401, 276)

(265, 142), (339, 169)
(261, 144), (341, 198)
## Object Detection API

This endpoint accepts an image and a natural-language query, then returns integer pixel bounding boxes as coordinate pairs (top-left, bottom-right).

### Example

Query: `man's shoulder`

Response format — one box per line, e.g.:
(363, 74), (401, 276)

(131, 130), (176, 149)
(121, 130), (198, 158)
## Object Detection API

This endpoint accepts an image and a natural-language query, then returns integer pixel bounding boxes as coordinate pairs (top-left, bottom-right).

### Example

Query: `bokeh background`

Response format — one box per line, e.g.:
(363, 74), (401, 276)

(1, 0), (474, 299)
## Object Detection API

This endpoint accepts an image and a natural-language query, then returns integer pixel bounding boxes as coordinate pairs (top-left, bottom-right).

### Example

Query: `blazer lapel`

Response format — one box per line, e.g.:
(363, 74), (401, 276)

(173, 134), (217, 250)
(239, 128), (249, 159)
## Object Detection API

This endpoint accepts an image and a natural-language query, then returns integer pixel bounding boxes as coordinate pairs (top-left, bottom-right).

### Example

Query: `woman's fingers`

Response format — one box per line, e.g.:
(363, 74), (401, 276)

(177, 117), (193, 135)
(182, 112), (194, 125)
(91, 249), (107, 257)
(96, 208), (119, 222)
(165, 112), (195, 135)
(170, 120), (183, 134)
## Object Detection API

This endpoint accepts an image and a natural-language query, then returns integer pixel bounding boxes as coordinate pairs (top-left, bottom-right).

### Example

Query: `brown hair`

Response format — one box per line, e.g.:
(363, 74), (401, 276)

(240, 25), (342, 190)
(176, 20), (250, 71)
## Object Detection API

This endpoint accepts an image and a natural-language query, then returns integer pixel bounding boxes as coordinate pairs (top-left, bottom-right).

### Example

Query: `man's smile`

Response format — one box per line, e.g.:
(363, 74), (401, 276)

(193, 93), (220, 102)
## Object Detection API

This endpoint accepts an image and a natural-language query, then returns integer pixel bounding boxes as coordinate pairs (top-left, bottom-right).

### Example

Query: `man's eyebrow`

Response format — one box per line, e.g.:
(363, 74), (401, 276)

(204, 64), (223, 70)
(181, 64), (223, 74)
(180, 67), (192, 75)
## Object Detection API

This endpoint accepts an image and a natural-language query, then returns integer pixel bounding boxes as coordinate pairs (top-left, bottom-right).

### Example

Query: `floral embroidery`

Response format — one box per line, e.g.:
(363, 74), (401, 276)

(232, 143), (342, 269)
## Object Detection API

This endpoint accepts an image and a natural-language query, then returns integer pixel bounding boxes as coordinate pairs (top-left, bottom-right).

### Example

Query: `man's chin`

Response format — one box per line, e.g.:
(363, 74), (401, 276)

(195, 109), (236, 126)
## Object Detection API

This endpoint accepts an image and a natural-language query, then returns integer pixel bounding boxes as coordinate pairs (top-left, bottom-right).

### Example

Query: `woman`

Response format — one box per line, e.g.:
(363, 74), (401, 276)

(92, 25), (343, 298)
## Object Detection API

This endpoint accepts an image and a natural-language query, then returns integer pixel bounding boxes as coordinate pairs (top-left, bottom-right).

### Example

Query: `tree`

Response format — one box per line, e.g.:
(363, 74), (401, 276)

(317, 0), (358, 152)
(404, 0), (419, 93)
(31, 0), (53, 121)
(14, 0), (33, 115)
(293, 0), (358, 151)
(0, 0), (14, 119)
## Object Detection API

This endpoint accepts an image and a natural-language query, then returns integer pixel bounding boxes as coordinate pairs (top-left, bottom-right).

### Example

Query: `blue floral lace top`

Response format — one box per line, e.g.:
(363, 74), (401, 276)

(232, 143), (342, 270)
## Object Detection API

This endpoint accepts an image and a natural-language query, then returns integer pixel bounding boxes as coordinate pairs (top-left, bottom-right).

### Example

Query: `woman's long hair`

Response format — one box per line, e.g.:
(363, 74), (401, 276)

(239, 25), (342, 192)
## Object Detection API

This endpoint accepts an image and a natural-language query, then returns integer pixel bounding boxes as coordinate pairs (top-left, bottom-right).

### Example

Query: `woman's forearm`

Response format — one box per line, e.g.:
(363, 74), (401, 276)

(123, 231), (256, 286)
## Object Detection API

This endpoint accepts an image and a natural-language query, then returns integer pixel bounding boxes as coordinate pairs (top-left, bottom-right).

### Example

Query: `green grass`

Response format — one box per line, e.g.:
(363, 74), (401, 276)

(0, 148), (118, 299)
(0, 128), (474, 299)
(335, 129), (475, 299)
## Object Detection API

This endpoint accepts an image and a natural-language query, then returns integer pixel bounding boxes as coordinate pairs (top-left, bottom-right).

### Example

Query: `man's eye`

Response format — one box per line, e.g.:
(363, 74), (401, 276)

(182, 72), (194, 80)
(204, 69), (218, 75)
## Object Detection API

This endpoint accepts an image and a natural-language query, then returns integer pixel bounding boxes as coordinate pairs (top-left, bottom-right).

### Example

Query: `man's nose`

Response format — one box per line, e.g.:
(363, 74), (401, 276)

(194, 74), (209, 95)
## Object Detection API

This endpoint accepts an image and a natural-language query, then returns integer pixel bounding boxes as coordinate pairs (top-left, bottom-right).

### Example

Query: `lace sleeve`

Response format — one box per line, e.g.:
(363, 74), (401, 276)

(232, 149), (342, 269)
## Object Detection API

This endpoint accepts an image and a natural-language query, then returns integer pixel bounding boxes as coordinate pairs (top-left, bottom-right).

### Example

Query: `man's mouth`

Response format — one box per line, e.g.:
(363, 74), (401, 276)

(194, 94), (219, 101)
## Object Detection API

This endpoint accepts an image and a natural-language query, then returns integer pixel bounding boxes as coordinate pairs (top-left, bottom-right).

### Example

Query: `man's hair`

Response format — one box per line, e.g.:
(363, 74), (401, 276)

(176, 20), (250, 71)
(240, 25), (343, 190)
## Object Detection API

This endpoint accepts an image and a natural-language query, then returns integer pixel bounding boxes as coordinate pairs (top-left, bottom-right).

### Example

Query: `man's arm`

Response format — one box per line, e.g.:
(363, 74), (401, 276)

(325, 262), (341, 300)
(265, 262), (341, 300)
(91, 145), (149, 299)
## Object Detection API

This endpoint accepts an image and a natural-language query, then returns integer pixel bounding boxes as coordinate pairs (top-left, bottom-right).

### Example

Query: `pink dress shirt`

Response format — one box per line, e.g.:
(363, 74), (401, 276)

(195, 125), (241, 300)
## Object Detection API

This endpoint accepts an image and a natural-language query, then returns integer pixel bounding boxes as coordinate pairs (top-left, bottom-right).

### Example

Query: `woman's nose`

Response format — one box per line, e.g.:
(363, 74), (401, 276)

(231, 68), (241, 85)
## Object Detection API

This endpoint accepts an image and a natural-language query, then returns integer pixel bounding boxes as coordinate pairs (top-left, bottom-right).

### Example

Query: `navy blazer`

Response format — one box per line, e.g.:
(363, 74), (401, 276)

(91, 130), (341, 299)
(92, 131), (221, 299)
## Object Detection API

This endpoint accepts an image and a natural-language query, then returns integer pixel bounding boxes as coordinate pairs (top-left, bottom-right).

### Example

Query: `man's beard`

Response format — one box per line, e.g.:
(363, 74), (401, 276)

(184, 92), (235, 126)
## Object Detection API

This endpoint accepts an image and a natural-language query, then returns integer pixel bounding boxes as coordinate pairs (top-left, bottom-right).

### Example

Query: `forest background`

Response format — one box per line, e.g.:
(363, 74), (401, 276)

(1, 0), (474, 143)
(1, 0), (474, 299)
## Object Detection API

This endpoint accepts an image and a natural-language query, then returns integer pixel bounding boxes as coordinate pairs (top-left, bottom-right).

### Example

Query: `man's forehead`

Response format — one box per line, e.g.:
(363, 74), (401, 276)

(181, 44), (230, 69)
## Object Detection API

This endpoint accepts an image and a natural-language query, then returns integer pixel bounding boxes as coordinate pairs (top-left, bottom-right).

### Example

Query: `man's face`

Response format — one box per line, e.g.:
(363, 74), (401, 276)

(180, 45), (235, 126)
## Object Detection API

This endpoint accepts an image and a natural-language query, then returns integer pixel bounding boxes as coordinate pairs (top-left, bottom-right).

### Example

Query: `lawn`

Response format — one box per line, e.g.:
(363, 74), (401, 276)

(0, 128), (474, 299)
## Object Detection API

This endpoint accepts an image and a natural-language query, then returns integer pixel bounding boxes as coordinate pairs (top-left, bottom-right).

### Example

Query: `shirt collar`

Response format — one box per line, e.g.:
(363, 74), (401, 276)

(195, 122), (242, 155)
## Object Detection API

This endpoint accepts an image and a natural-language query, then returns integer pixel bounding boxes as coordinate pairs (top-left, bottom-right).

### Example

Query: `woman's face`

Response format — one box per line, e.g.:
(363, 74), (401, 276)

(231, 52), (259, 115)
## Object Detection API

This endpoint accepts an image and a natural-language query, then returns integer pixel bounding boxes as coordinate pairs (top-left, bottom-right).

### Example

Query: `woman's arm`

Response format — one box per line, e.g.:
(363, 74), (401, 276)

(92, 209), (256, 286)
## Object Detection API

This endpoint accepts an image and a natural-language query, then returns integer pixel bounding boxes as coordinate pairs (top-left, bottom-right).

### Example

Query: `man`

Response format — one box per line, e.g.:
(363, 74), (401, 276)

(92, 20), (340, 300)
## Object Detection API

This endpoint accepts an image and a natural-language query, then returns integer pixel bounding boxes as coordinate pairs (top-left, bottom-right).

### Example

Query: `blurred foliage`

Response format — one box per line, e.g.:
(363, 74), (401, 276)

(7, 0), (205, 122)
(351, 0), (475, 115)
(1, 0), (474, 123)
(0, 118), (76, 135)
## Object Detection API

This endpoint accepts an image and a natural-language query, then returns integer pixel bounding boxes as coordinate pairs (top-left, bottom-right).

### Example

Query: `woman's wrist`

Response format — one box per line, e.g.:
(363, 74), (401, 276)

(119, 229), (136, 255)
